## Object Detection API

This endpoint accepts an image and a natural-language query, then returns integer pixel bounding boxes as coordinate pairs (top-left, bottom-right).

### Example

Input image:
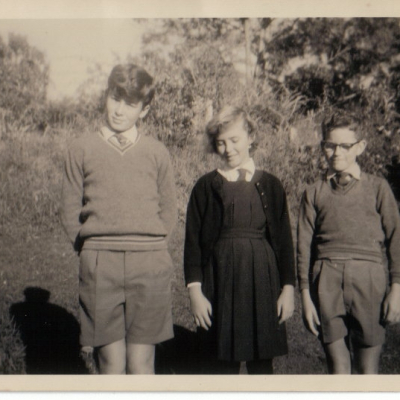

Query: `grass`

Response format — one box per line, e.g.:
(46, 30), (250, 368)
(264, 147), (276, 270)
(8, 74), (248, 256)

(1, 124), (400, 375)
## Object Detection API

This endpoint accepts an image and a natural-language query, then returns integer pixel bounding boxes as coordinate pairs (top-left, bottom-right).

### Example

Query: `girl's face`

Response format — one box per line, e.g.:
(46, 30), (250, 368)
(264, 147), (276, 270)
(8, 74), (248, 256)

(215, 118), (254, 168)
(106, 93), (149, 133)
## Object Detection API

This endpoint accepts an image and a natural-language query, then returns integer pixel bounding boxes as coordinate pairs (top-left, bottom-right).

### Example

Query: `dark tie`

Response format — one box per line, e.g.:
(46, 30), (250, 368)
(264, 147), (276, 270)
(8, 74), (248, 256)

(237, 168), (247, 181)
(335, 172), (352, 187)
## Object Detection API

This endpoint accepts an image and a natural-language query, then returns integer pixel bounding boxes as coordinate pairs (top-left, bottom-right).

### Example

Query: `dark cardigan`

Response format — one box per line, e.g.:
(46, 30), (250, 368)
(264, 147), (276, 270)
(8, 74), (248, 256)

(184, 169), (295, 302)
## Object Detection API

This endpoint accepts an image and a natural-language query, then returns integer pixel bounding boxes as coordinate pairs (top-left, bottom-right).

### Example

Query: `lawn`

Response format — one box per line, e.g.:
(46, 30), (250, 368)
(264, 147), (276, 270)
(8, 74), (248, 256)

(1, 128), (400, 375)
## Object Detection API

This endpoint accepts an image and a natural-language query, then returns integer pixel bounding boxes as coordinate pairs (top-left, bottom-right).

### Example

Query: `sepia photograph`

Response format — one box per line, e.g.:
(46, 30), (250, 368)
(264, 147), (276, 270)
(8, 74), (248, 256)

(1, 0), (400, 394)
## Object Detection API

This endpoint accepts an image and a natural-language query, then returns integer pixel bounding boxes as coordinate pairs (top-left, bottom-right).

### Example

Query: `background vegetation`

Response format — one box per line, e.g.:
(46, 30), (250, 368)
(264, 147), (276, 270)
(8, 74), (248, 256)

(1, 18), (400, 374)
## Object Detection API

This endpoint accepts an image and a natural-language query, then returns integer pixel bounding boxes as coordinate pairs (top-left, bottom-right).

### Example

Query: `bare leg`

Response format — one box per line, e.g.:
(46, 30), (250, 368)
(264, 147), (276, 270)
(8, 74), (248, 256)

(126, 343), (155, 374)
(324, 338), (351, 374)
(353, 344), (382, 374)
(97, 339), (126, 374)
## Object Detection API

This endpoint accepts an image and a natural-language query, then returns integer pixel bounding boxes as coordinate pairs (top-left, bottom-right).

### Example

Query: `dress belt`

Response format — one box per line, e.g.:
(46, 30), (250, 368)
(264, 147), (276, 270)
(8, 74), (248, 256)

(219, 228), (265, 239)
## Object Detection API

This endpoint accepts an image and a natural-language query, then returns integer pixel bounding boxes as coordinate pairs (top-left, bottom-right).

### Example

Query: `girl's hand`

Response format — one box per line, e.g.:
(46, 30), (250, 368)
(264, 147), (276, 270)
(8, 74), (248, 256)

(277, 284), (294, 324)
(383, 283), (400, 325)
(188, 285), (213, 330)
(301, 289), (320, 336)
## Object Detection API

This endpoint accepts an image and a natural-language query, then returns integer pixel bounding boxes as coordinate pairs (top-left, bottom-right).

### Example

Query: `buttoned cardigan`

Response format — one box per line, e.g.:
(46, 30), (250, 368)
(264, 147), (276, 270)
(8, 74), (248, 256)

(184, 169), (295, 302)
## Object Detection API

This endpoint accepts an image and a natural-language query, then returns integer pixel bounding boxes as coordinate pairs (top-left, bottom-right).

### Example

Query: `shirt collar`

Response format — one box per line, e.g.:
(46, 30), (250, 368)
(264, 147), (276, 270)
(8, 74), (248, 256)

(100, 125), (139, 143)
(326, 163), (361, 181)
(218, 158), (256, 182)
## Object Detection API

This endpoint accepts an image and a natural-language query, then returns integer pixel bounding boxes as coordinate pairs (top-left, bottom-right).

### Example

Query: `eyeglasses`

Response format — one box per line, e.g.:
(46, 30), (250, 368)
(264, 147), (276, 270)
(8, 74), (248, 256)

(321, 141), (360, 152)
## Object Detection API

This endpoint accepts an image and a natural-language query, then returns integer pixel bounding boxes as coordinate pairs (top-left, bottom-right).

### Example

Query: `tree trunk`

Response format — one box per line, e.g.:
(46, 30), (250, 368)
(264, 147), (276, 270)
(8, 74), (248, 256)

(244, 18), (251, 85)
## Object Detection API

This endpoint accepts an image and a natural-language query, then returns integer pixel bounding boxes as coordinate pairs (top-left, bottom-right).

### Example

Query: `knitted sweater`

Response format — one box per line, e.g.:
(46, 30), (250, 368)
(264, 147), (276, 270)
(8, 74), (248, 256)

(297, 172), (400, 290)
(60, 131), (177, 252)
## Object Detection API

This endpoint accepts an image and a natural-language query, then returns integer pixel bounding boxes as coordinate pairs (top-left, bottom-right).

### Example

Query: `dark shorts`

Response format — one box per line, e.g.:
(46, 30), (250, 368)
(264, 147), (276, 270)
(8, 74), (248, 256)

(310, 259), (388, 346)
(79, 249), (174, 347)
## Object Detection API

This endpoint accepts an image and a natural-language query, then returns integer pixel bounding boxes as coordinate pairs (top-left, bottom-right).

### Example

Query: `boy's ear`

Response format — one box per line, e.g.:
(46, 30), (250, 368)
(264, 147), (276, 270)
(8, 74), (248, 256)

(139, 105), (150, 119)
(355, 139), (367, 156)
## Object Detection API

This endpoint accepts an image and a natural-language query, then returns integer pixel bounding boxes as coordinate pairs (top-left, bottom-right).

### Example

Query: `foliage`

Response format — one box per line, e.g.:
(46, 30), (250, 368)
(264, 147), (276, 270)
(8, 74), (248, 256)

(135, 18), (400, 194)
(256, 19), (400, 132)
(43, 97), (103, 134)
(0, 33), (49, 134)
(0, 310), (26, 374)
(139, 44), (244, 146)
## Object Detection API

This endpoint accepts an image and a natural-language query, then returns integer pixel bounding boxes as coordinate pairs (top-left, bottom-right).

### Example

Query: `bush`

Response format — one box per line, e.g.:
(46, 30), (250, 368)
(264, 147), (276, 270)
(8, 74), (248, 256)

(0, 33), (49, 134)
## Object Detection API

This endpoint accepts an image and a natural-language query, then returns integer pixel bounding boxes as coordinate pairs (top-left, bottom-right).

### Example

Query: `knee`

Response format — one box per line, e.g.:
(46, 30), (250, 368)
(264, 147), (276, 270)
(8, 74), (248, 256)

(330, 358), (351, 374)
(126, 343), (155, 374)
(97, 343), (127, 374)
(324, 340), (351, 374)
(127, 356), (155, 374)
(354, 344), (382, 374)
(98, 357), (126, 374)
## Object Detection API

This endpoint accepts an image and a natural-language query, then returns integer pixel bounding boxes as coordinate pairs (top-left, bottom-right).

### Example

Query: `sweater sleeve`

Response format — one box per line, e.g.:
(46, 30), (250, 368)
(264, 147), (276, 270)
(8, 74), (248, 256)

(157, 147), (178, 240)
(297, 186), (317, 291)
(377, 179), (400, 285)
(60, 142), (85, 252)
(183, 179), (206, 285)
(277, 184), (296, 287)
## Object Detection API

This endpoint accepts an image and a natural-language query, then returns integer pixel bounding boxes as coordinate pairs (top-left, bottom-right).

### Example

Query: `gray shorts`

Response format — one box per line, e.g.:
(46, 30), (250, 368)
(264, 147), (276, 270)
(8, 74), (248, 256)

(79, 249), (174, 347)
(310, 258), (388, 346)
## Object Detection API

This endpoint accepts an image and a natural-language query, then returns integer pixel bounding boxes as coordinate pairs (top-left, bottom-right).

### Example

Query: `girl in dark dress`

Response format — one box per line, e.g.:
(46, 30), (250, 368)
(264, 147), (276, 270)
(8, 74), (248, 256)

(184, 106), (296, 374)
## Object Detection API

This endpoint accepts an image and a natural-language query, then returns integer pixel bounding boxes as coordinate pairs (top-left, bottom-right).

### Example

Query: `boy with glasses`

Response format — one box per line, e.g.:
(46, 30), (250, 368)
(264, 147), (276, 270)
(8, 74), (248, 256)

(297, 114), (400, 374)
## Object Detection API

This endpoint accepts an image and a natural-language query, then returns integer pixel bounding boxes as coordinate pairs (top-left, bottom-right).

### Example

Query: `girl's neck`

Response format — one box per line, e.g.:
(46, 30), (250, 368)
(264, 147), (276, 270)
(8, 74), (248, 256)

(222, 157), (252, 171)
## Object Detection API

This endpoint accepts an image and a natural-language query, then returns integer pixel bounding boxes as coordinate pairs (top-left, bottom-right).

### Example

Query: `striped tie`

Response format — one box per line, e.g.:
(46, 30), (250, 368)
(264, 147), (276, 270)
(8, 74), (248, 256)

(114, 134), (130, 147)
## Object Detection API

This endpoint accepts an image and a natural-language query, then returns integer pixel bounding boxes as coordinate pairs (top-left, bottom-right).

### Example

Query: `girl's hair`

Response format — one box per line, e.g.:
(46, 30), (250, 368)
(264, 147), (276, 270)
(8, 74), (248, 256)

(205, 105), (258, 154)
(321, 113), (362, 140)
(107, 64), (155, 107)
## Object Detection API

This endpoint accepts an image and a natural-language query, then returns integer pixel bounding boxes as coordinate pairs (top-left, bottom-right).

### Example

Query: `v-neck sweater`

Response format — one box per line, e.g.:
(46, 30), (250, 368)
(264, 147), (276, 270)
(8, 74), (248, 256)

(60, 132), (177, 252)
(297, 173), (400, 290)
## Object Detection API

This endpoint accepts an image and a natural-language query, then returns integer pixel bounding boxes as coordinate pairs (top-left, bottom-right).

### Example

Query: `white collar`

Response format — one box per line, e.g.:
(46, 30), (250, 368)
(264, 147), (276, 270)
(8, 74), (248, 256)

(100, 125), (139, 143)
(326, 163), (361, 181)
(218, 158), (256, 182)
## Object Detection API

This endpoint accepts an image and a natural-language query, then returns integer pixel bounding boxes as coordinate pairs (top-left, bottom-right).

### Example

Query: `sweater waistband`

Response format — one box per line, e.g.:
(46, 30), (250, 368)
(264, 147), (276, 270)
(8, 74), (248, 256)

(83, 235), (167, 251)
(317, 247), (383, 264)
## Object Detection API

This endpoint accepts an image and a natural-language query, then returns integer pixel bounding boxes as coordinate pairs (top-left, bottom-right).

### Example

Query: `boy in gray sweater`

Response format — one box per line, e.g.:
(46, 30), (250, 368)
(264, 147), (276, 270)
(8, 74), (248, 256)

(297, 114), (400, 374)
(61, 64), (177, 374)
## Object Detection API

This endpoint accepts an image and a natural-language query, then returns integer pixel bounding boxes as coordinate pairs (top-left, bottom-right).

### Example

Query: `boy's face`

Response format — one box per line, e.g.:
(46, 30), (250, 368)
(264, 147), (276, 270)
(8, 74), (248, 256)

(106, 93), (149, 133)
(323, 127), (366, 172)
(215, 118), (254, 168)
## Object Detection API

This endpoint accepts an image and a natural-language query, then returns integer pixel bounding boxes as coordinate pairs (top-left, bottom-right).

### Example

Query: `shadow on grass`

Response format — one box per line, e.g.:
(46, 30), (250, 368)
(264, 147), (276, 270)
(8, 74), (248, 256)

(155, 324), (203, 374)
(9, 287), (88, 374)
(155, 324), (248, 374)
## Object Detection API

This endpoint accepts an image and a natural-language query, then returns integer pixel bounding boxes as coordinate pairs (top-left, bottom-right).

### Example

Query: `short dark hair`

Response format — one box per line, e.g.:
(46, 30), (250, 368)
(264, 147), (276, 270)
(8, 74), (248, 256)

(321, 113), (362, 140)
(205, 105), (258, 154)
(107, 64), (155, 107)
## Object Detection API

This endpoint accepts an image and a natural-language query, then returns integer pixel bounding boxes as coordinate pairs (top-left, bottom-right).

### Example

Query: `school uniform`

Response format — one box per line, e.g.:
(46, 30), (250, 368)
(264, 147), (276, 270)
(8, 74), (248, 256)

(61, 125), (177, 347)
(184, 160), (295, 364)
(297, 164), (400, 345)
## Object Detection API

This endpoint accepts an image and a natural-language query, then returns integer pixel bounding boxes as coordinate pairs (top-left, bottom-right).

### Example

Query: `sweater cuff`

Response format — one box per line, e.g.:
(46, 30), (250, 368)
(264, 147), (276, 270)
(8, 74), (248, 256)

(187, 282), (201, 288)
(391, 275), (400, 286)
(298, 279), (310, 291)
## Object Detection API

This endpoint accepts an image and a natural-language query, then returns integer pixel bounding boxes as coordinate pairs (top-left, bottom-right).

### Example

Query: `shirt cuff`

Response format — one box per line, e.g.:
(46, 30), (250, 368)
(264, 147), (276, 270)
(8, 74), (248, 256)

(187, 282), (202, 288)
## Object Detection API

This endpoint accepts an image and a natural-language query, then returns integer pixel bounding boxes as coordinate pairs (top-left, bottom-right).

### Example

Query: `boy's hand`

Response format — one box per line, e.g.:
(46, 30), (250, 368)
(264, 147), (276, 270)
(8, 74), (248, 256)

(277, 285), (295, 324)
(188, 285), (213, 330)
(383, 283), (400, 325)
(301, 289), (320, 336)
